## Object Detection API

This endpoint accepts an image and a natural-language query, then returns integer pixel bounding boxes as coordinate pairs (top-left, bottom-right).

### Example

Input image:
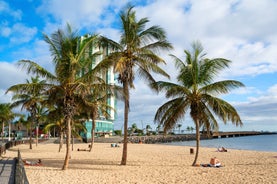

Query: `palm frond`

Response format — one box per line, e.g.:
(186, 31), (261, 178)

(200, 80), (245, 95)
(17, 60), (56, 81)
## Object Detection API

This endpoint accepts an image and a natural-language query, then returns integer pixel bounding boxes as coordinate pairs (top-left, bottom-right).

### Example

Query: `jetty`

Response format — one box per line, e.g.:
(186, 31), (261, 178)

(212, 131), (276, 138)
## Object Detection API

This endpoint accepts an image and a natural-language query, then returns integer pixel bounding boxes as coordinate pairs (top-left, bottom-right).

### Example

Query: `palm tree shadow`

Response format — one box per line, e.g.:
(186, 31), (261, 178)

(37, 158), (122, 170)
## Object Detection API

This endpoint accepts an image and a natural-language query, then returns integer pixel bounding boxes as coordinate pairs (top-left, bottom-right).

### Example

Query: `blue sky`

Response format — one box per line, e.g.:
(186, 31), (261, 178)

(1, 0), (277, 132)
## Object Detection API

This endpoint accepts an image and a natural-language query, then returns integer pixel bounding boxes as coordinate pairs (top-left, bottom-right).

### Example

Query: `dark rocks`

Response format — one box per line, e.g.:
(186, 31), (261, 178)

(126, 134), (197, 144)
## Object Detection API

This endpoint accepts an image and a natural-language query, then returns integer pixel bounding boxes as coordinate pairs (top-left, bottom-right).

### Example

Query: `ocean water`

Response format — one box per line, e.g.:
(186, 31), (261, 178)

(165, 134), (277, 152)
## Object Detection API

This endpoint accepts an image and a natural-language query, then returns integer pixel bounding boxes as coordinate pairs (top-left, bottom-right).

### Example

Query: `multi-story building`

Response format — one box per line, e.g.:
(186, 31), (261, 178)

(80, 35), (116, 141)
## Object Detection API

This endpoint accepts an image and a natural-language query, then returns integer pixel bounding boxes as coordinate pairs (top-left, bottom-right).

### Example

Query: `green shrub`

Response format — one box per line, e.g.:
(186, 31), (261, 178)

(114, 130), (122, 136)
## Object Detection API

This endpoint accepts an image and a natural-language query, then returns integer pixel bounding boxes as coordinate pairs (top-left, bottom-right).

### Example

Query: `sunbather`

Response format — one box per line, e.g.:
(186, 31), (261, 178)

(23, 159), (42, 166)
(77, 148), (88, 151)
(200, 157), (222, 167)
(217, 147), (228, 152)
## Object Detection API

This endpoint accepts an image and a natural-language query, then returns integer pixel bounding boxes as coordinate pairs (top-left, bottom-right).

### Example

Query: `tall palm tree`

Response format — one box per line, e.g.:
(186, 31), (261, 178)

(44, 27), (103, 170)
(153, 41), (244, 166)
(102, 5), (173, 165)
(15, 24), (114, 170)
(6, 76), (47, 149)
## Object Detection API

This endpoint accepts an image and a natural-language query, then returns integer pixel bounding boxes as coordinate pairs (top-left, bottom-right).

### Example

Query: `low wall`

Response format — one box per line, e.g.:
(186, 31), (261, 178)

(126, 134), (205, 144)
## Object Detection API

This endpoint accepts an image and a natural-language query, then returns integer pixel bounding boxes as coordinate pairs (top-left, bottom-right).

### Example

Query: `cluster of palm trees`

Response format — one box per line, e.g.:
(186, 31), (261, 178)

(5, 26), (120, 170)
(0, 103), (18, 142)
(127, 123), (153, 135)
(1, 4), (244, 169)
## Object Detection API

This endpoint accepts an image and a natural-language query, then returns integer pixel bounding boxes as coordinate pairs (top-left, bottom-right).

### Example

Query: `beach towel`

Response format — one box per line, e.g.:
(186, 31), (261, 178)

(200, 163), (222, 168)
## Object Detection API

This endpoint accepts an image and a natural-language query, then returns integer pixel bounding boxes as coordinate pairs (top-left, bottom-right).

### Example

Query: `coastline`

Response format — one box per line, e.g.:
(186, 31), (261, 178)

(92, 131), (277, 144)
(4, 142), (277, 184)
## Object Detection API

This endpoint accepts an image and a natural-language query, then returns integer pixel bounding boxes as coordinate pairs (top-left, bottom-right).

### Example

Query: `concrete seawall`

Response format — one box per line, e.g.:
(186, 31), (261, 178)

(93, 134), (205, 144)
(93, 132), (277, 144)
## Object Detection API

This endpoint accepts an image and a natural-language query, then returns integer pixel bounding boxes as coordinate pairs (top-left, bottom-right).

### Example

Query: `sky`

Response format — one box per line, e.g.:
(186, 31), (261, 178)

(1, 0), (277, 132)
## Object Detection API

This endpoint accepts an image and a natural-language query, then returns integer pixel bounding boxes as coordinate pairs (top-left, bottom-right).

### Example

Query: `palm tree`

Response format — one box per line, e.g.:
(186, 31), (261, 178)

(15, 24), (113, 170)
(102, 5), (173, 165)
(6, 76), (47, 149)
(43, 116), (65, 152)
(44, 27), (105, 170)
(78, 85), (116, 152)
(156, 125), (161, 134)
(186, 126), (194, 133)
(17, 115), (31, 139)
(153, 41), (244, 166)
(177, 124), (182, 134)
(34, 105), (49, 146)
(131, 123), (138, 135)
(145, 124), (152, 135)
(0, 103), (15, 142)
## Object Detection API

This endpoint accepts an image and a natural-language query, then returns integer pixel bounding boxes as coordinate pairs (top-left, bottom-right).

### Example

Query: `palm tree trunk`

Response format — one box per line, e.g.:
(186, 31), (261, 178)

(62, 118), (71, 170)
(29, 126), (33, 149)
(1, 122), (4, 143)
(192, 119), (200, 166)
(71, 134), (74, 151)
(8, 122), (11, 141)
(36, 124), (38, 147)
(59, 132), (63, 152)
(89, 119), (96, 152)
(121, 82), (129, 165)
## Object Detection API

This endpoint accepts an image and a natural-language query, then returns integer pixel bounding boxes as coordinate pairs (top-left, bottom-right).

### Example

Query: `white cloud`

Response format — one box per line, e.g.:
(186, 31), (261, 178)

(37, 0), (127, 31)
(96, 27), (120, 41)
(0, 62), (27, 88)
(135, 0), (277, 78)
(0, 62), (29, 103)
(112, 0), (277, 131)
(0, 1), (22, 20)
(1, 28), (10, 37)
(9, 23), (37, 44)
(232, 84), (277, 130)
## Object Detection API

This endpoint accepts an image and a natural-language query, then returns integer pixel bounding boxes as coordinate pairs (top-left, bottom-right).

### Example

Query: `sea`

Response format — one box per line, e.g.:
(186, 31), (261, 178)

(164, 134), (277, 152)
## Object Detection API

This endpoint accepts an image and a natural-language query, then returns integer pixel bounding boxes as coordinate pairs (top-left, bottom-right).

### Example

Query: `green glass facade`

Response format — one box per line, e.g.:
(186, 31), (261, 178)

(81, 120), (114, 142)
(79, 35), (116, 142)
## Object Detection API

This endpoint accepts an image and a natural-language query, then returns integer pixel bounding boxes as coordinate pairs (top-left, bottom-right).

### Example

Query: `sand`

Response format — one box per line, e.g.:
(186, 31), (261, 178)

(4, 142), (277, 184)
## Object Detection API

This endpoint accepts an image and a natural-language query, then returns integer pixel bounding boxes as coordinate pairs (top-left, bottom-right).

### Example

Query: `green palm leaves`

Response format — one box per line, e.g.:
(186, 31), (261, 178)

(104, 5), (172, 165)
(6, 24), (116, 170)
(154, 41), (244, 165)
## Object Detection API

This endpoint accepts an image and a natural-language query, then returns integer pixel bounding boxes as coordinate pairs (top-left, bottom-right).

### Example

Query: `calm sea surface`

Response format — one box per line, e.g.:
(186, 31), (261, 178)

(164, 134), (277, 152)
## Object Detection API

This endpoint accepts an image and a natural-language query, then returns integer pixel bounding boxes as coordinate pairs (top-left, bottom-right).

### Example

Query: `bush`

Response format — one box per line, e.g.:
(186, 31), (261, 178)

(114, 130), (122, 136)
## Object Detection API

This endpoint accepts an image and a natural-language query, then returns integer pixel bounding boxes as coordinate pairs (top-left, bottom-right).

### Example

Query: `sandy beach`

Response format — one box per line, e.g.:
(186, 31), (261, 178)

(4, 142), (277, 184)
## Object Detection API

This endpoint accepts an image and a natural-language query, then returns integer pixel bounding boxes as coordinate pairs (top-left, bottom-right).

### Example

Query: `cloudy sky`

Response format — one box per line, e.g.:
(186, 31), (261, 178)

(1, 0), (277, 132)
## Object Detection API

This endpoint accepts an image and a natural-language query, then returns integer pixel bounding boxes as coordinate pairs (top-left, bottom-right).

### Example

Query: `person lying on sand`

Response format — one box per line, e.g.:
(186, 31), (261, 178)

(217, 147), (228, 152)
(77, 148), (88, 151)
(111, 143), (120, 147)
(23, 159), (42, 166)
(200, 157), (222, 167)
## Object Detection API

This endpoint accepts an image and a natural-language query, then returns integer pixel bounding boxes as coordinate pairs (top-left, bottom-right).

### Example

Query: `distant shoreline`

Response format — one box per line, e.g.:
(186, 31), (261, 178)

(92, 131), (277, 144)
